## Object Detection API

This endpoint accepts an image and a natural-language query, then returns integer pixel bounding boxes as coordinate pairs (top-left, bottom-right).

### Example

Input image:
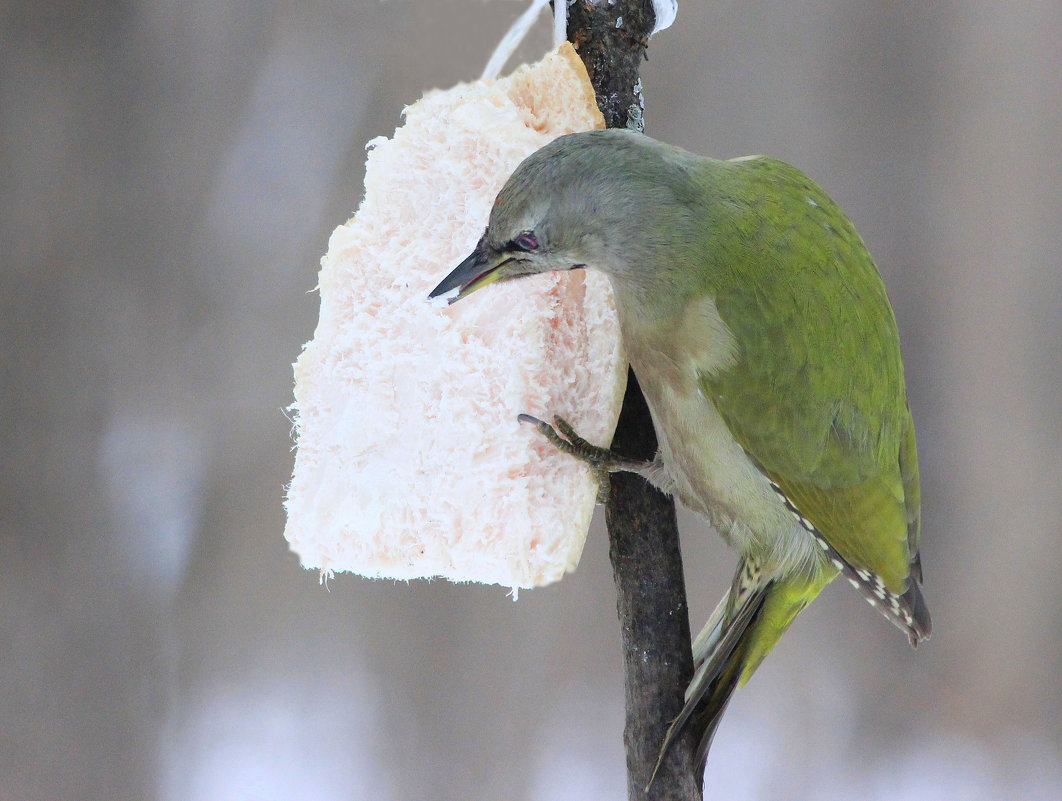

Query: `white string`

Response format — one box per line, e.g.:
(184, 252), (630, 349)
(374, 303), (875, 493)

(481, 0), (553, 81)
(651, 0), (678, 35)
(553, 0), (568, 47)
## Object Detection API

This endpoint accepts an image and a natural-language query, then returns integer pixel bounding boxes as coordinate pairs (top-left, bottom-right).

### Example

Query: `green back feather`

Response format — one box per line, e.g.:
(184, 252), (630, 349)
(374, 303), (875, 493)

(697, 156), (920, 592)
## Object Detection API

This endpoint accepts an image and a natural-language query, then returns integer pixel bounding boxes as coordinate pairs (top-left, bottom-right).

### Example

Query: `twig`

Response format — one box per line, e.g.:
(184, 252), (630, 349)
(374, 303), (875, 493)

(565, 3), (703, 799)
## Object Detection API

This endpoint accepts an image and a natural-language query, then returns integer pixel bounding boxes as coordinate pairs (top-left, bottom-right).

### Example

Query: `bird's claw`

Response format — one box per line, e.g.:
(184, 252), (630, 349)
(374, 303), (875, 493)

(518, 414), (617, 504)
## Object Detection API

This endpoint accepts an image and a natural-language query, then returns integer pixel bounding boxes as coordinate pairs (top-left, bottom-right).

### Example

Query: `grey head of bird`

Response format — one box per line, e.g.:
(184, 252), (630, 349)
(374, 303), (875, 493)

(428, 129), (704, 306)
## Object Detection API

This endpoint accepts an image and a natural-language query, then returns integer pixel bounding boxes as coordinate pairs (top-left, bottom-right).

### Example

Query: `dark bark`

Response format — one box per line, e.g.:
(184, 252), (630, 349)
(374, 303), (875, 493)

(565, 3), (703, 799)
(605, 374), (703, 801)
(567, 0), (653, 130)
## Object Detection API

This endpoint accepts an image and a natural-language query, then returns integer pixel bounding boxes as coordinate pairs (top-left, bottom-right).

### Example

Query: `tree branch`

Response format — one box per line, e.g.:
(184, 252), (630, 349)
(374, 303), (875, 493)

(565, 3), (703, 799)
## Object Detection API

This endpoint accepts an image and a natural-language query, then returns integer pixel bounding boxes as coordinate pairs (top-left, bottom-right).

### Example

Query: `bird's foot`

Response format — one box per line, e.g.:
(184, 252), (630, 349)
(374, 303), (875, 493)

(518, 414), (632, 503)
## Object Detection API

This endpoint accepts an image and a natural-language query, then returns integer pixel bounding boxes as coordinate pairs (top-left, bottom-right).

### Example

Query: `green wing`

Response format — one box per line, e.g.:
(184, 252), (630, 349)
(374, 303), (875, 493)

(700, 156), (920, 594)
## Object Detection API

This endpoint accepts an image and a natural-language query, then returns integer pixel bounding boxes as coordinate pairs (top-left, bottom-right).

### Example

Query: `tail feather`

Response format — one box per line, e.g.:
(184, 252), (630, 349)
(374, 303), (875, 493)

(647, 575), (771, 788)
(689, 594), (728, 675)
(688, 585), (772, 771)
(648, 565), (834, 789)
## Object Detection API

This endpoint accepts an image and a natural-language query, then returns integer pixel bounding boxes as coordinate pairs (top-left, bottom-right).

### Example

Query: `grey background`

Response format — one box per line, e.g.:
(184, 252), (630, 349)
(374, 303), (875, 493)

(2, 1), (1060, 799)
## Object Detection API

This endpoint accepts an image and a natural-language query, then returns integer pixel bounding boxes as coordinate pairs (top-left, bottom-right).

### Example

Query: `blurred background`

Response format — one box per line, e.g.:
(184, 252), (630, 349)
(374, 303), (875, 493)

(2, 1), (1060, 799)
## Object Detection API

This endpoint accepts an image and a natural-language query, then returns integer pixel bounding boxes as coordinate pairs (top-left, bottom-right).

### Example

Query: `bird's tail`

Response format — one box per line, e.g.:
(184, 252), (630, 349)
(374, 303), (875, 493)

(648, 558), (833, 786)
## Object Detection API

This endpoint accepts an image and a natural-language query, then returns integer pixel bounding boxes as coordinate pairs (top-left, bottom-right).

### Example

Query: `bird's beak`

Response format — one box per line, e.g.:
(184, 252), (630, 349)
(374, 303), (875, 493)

(428, 240), (512, 305)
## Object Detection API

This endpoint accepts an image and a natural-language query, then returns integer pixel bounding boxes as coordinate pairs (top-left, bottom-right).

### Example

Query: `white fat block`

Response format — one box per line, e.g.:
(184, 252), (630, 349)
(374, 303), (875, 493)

(285, 45), (626, 590)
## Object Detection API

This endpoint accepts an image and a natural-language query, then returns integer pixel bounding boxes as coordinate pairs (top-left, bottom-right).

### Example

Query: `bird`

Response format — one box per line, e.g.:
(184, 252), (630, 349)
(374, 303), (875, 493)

(429, 128), (930, 781)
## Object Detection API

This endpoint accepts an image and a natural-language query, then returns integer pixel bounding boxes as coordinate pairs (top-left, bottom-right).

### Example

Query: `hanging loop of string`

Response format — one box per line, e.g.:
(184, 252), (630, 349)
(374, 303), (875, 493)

(482, 0), (566, 81)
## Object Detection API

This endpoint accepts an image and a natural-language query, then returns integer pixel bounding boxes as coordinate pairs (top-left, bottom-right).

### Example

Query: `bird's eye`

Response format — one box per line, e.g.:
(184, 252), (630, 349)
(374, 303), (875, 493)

(511, 232), (539, 252)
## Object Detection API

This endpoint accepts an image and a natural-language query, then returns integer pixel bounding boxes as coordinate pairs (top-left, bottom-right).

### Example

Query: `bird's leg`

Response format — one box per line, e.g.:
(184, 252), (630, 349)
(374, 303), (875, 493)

(518, 414), (650, 503)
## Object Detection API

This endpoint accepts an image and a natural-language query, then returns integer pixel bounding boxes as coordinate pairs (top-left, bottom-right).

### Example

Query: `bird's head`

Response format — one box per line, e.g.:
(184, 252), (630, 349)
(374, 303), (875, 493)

(429, 130), (684, 305)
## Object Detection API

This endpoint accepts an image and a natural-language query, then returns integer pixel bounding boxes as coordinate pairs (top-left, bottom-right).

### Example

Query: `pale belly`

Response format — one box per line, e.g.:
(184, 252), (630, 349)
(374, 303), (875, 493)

(638, 373), (824, 578)
(620, 292), (826, 579)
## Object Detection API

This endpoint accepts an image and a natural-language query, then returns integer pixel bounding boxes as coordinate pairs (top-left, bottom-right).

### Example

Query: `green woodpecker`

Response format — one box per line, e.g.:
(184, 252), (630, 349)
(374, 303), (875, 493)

(429, 129), (930, 776)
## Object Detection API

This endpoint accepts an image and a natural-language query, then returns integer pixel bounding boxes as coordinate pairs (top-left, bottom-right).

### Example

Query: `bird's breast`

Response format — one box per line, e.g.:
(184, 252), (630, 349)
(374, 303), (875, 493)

(618, 292), (820, 574)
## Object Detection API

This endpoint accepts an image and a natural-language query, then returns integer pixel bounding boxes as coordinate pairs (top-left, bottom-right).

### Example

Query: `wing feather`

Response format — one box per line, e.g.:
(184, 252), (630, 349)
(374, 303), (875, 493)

(698, 156), (922, 596)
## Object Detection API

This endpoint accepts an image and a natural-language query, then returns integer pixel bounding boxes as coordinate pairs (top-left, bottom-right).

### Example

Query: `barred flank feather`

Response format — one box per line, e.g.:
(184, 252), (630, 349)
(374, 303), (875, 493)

(768, 481), (932, 645)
